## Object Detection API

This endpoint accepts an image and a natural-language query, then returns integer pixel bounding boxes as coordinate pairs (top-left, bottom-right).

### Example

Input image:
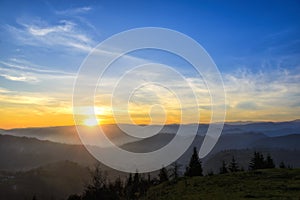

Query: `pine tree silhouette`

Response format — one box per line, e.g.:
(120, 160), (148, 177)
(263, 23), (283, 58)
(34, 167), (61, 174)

(249, 151), (265, 170)
(185, 147), (203, 177)
(158, 166), (169, 183)
(170, 162), (181, 181)
(249, 152), (275, 170)
(265, 154), (275, 168)
(220, 160), (228, 174)
(228, 156), (239, 172)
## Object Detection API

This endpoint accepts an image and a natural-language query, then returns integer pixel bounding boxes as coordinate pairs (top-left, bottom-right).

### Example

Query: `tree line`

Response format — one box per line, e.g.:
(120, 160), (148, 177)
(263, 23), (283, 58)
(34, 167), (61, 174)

(64, 148), (291, 200)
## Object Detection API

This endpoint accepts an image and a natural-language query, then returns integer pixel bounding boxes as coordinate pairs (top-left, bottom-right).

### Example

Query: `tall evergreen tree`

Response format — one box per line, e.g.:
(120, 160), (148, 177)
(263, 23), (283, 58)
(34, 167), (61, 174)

(133, 171), (140, 186)
(265, 154), (275, 168)
(147, 173), (151, 183)
(185, 147), (203, 177)
(228, 156), (239, 172)
(127, 173), (133, 186)
(131, 172), (140, 199)
(249, 151), (265, 170)
(219, 160), (228, 174)
(158, 166), (169, 183)
(125, 173), (134, 200)
(125, 172), (140, 200)
(170, 162), (181, 180)
(139, 175), (150, 196)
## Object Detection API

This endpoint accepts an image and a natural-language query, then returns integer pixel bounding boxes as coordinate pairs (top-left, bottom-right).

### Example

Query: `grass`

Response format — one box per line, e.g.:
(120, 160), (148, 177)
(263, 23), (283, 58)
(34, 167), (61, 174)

(143, 168), (300, 200)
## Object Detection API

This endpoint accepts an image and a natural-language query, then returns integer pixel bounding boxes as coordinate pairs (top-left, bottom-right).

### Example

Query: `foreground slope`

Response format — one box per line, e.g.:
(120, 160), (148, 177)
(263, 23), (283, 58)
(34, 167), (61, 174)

(144, 169), (300, 200)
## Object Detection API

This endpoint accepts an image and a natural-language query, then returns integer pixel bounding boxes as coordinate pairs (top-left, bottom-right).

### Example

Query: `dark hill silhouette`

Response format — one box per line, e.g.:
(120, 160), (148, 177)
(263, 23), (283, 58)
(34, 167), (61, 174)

(0, 161), (91, 200)
(253, 134), (300, 150)
(0, 135), (97, 171)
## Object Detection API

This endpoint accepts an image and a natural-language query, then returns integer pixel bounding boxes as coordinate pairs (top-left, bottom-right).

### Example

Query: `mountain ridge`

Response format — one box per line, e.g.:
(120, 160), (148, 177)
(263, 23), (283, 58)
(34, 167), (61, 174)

(1, 120), (299, 146)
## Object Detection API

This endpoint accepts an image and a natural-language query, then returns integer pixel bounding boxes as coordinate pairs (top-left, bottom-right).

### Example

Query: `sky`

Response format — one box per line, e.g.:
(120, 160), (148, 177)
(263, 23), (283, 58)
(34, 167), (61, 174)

(0, 0), (300, 129)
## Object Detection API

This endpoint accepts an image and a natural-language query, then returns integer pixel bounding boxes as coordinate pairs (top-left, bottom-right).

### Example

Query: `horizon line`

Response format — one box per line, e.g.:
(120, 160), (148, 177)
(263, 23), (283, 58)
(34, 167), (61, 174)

(1, 118), (299, 130)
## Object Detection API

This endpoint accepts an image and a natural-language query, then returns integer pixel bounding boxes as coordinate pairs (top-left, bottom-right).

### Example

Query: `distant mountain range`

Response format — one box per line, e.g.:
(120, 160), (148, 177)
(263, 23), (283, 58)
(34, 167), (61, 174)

(0, 120), (299, 171)
(1, 131), (299, 172)
(1, 120), (299, 146)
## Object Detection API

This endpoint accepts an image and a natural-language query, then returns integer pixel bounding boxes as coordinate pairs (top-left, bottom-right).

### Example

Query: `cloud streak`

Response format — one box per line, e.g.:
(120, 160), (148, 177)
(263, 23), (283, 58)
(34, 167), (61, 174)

(1, 59), (74, 75)
(55, 6), (92, 16)
(223, 67), (300, 120)
(5, 19), (95, 53)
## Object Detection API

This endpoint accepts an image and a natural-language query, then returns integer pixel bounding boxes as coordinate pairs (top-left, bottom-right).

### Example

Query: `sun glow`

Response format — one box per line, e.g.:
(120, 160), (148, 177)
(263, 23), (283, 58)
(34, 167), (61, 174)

(84, 118), (99, 127)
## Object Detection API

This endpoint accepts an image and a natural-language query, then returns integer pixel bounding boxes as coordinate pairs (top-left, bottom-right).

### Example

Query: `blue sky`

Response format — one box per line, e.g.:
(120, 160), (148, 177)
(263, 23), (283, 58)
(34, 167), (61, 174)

(0, 0), (300, 128)
(1, 0), (300, 72)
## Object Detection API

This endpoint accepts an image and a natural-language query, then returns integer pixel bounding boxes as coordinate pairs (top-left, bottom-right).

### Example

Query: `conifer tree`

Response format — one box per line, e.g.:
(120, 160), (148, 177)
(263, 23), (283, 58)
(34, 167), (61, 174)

(170, 162), (181, 180)
(249, 152), (275, 170)
(185, 147), (203, 177)
(220, 160), (228, 174)
(158, 166), (169, 183)
(265, 154), (275, 168)
(228, 156), (239, 172)
(249, 151), (265, 170)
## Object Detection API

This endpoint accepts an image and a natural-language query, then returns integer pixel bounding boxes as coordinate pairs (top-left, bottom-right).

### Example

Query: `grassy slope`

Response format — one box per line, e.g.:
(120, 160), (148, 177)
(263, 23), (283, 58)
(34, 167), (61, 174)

(144, 169), (300, 200)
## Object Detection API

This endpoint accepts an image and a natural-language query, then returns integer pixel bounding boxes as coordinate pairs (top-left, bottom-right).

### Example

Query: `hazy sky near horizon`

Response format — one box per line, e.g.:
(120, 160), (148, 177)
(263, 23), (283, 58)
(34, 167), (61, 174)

(0, 0), (300, 128)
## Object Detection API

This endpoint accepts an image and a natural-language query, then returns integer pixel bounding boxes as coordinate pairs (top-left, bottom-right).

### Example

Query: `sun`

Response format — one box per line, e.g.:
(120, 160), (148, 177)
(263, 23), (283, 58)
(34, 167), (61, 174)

(84, 118), (99, 127)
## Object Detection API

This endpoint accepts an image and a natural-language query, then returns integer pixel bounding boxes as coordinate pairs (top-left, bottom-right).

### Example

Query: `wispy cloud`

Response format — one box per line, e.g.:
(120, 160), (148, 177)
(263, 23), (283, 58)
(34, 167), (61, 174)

(0, 58), (76, 85)
(223, 67), (300, 120)
(0, 85), (72, 116)
(53, 5), (98, 34)
(55, 6), (92, 15)
(0, 74), (38, 82)
(0, 87), (12, 94)
(0, 92), (56, 105)
(1, 59), (74, 75)
(5, 19), (95, 53)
